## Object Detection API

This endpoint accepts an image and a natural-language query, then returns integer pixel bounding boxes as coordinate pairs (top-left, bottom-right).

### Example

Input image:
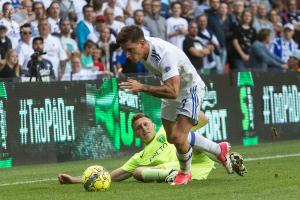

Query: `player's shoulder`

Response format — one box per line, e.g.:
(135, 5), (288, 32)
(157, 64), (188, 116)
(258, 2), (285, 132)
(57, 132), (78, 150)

(146, 37), (179, 53)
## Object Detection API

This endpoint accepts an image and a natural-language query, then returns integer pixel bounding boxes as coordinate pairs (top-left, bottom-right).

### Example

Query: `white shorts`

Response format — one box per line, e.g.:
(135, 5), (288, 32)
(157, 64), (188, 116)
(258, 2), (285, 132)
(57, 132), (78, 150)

(161, 84), (205, 124)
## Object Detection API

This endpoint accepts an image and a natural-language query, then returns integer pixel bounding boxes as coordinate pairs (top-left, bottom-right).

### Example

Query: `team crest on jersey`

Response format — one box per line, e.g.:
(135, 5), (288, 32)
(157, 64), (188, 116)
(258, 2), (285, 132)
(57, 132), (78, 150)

(156, 135), (166, 144)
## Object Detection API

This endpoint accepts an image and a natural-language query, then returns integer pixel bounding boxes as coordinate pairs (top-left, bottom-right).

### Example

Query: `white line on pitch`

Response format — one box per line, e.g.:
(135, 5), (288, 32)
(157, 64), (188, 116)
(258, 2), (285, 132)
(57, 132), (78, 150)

(244, 153), (300, 161)
(1, 153), (300, 187)
(0, 178), (57, 187)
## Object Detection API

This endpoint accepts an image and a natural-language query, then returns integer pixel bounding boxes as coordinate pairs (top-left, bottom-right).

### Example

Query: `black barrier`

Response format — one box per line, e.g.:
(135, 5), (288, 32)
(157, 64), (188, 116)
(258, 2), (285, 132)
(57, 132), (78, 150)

(0, 72), (300, 168)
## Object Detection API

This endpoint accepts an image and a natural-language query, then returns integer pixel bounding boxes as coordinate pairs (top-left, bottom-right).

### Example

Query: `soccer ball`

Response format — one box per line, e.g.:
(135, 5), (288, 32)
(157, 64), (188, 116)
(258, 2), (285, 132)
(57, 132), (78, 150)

(82, 165), (111, 192)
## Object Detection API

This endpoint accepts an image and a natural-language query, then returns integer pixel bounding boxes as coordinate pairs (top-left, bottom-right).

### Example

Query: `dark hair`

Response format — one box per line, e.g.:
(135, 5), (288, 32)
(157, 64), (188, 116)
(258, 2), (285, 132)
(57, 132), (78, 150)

(170, 1), (182, 10)
(82, 4), (93, 14)
(133, 9), (144, 17)
(131, 113), (150, 129)
(142, 0), (151, 7)
(59, 17), (70, 27)
(257, 28), (271, 41)
(2, 2), (11, 13)
(33, 36), (44, 44)
(20, 23), (31, 32)
(117, 25), (145, 45)
(47, 0), (60, 16)
(241, 9), (253, 25)
(83, 40), (96, 50)
(33, 1), (45, 12)
(196, 13), (207, 21)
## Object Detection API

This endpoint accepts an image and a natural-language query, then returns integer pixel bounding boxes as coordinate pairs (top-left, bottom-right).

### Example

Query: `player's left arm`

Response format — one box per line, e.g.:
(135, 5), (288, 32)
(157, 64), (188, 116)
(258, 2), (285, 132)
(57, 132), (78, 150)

(110, 167), (132, 182)
(119, 75), (180, 99)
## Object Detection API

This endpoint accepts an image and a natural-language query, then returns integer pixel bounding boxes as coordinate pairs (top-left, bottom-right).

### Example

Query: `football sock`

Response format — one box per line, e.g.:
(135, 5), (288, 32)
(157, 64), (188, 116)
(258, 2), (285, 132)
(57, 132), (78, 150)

(188, 131), (221, 156)
(141, 168), (172, 182)
(176, 146), (193, 173)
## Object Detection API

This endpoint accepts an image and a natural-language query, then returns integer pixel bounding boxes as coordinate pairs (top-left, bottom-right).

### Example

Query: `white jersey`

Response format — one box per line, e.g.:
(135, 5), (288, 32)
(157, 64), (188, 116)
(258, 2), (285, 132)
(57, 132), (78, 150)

(142, 37), (206, 122)
(142, 37), (205, 92)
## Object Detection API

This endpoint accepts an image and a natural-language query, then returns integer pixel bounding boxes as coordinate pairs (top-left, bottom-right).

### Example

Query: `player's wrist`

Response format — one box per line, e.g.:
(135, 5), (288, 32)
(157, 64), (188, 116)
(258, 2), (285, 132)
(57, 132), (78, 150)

(141, 84), (149, 92)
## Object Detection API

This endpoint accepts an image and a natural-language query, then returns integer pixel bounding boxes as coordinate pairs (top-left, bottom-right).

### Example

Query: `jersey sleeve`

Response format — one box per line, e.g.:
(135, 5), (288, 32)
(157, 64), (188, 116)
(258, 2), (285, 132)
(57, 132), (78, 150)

(160, 53), (180, 81)
(121, 153), (141, 173)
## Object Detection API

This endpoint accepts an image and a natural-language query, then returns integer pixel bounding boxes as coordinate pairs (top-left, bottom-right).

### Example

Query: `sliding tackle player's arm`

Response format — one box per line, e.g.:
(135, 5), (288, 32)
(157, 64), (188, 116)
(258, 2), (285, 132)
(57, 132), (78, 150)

(110, 168), (132, 182)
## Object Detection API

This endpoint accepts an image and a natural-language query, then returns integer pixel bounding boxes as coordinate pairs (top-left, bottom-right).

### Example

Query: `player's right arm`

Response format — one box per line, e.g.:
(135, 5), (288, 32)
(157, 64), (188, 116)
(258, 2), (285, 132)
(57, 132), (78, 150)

(119, 76), (180, 99)
(110, 168), (132, 182)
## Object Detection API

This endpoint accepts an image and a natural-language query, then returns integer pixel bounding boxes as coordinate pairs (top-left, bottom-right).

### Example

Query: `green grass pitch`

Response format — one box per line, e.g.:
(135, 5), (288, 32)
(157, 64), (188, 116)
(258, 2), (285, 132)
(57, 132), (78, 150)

(0, 140), (299, 200)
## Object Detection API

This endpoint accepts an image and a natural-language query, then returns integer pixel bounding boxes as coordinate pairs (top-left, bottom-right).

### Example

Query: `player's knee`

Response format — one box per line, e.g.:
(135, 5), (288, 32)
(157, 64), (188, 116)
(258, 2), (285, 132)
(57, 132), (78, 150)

(133, 168), (144, 182)
(166, 135), (177, 145)
(167, 135), (184, 147)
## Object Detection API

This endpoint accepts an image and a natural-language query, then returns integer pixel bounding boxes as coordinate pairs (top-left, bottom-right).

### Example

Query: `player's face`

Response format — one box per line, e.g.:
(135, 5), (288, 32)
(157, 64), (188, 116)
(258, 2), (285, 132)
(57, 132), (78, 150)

(133, 117), (156, 144)
(121, 40), (146, 63)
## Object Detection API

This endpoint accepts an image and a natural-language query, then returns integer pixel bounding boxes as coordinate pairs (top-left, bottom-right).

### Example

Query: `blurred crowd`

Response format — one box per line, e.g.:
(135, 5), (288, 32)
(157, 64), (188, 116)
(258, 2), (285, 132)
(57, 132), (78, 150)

(0, 0), (299, 81)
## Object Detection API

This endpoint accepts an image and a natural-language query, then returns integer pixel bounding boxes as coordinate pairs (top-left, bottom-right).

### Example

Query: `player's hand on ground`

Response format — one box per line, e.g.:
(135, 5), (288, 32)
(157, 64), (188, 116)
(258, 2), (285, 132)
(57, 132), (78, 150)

(119, 79), (143, 93)
(58, 173), (74, 184)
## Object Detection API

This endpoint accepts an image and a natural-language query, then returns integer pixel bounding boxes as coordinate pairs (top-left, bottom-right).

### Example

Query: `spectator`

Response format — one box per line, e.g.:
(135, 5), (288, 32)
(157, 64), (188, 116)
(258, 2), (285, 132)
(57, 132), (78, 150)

(228, 0), (245, 29)
(0, 49), (20, 78)
(144, 0), (167, 40)
(252, 0), (271, 12)
(270, 23), (298, 63)
(81, 40), (96, 70)
(93, 46), (106, 72)
(31, 2), (46, 37)
(287, 0), (300, 24)
(249, 28), (287, 71)
(38, 18), (68, 79)
(104, 7), (125, 34)
(286, 0), (300, 46)
(77, 4), (95, 52)
(142, 0), (151, 17)
(0, 25), (12, 67)
(194, 0), (210, 18)
(59, 17), (79, 74)
(183, 21), (214, 73)
(0, 2), (20, 48)
(181, 0), (194, 22)
(15, 0), (35, 26)
(88, 15), (117, 44)
(206, 0), (226, 73)
(253, 4), (273, 37)
(26, 37), (55, 80)
(166, 1), (188, 49)
(100, 0), (124, 20)
(197, 14), (219, 72)
(47, 1), (61, 34)
(58, 0), (76, 19)
(249, 2), (258, 16)
(97, 26), (117, 72)
(288, 49), (300, 72)
(269, 9), (283, 38)
(91, 0), (103, 16)
(71, 0), (87, 21)
(121, 0), (143, 17)
(133, 9), (150, 37)
(232, 10), (256, 69)
(16, 23), (34, 68)
(219, 3), (231, 67)
(34, 0), (52, 10)
(61, 54), (98, 81)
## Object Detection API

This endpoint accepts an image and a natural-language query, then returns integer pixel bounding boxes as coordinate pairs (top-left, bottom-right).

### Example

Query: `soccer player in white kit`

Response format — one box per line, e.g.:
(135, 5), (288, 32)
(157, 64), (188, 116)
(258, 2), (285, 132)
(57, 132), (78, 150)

(118, 25), (232, 185)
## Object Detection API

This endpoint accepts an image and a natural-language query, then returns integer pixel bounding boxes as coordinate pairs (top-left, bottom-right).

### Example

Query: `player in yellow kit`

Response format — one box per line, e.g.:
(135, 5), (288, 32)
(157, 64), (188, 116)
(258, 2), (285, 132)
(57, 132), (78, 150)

(58, 113), (215, 184)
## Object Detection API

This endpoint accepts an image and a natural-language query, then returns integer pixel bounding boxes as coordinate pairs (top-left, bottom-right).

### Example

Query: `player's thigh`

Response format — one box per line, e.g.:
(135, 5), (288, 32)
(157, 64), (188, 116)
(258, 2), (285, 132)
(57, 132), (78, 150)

(176, 85), (205, 125)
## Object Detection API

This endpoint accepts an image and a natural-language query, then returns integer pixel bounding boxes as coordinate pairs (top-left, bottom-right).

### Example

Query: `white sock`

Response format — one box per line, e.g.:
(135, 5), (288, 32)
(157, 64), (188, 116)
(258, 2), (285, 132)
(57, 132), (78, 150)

(176, 146), (193, 173)
(188, 132), (221, 156)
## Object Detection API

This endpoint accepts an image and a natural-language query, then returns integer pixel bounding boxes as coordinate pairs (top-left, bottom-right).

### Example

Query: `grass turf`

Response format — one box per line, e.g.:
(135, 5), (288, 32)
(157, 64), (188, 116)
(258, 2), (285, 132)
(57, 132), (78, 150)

(0, 140), (299, 200)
